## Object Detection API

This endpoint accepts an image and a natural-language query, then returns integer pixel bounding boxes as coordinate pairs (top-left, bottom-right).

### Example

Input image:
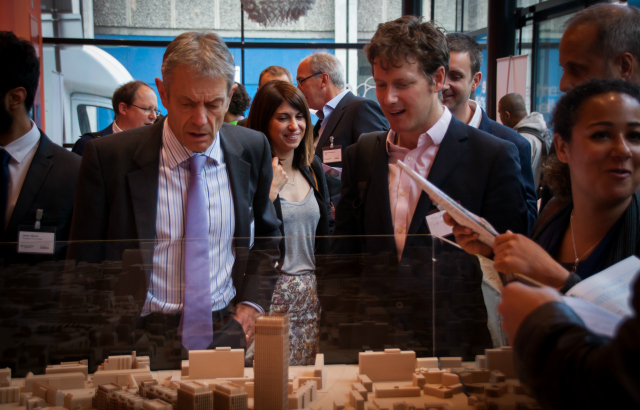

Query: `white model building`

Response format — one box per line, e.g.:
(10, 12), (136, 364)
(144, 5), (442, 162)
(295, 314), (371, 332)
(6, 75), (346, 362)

(176, 381), (213, 410)
(253, 314), (290, 410)
(212, 382), (248, 410)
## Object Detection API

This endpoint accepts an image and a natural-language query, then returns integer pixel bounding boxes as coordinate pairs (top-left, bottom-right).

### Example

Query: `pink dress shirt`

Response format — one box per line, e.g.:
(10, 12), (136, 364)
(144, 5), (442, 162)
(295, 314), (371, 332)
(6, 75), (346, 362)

(386, 108), (452, 261)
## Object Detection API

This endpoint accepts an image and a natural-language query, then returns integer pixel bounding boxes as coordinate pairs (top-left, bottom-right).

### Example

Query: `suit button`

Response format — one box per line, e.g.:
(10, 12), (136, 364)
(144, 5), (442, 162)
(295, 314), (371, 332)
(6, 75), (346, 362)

(401, 191), (407, 196)
(398, 227), (404, 234)
(408, 156), (413, 161)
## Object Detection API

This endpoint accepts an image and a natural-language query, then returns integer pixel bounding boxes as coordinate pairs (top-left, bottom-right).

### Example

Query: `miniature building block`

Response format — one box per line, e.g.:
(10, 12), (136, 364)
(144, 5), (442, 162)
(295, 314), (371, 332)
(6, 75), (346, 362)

(26, 396), (46, 410)
(188, 348), (244, 380)
(415, 358), (438, 369)
(349, 390), (365, 410)
(448, 383), (463, 395)
(375, 386), (421, 398)
(177, 381), (213, 410)
(423, 385), (453, 399)
(303, 380), (317, 402)
(485, 383), (508, 398)
(371, 399), (390, 410)
(357, 375), (372, 392)
(181, 361), (189, 377)
(64, 391), (94, 410)
(24, 373), (85, 392)
(490, 371), (505, 384)
(33, 381), (65, 406)
(475, 356), (486, 369)
(440, 372), (459, 387)
(412, 372), (425, 388)
(467, 369), (491, 383)
(244, 382), (254, 398)
(359, 349), (416, 382)
(352, 383), (368, 401)
(438, 357), (462, 369)
(93, 368), (153, 387)
(0, 368), (10, 386)
(289, 390), (304, 410)
(298, 376), (323, 391)
(465, 384), (485, 394)
(46, 362), (89, 377)
(392, 403), (407, 410)
(422, 369), (445, 384)
(0, 386), (20, 404)
(143, 399), (173, 410)
(333, 401), (344, 410)
(507, 380), (526, 395)
(254, 314), (289, 410)
(315, 353), (327, 390)
(484, 347), (516, 378)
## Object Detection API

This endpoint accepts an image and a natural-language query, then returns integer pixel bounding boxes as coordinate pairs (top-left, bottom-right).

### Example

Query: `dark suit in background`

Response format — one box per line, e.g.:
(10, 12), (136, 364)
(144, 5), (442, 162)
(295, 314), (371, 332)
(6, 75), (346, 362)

(314, 91), (388, 169)
(1, 131), (81, 265)
(71, 123), (114, 156)
(328, 117), (528, 361)
(478, 109), (537, 232)
(67, 119), (282, 313)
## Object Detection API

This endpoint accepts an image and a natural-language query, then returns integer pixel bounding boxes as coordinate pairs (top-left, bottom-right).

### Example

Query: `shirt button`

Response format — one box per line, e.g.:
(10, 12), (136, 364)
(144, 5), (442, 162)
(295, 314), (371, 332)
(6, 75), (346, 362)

(398, 227), (404, 234)
(401, 191), (407, 196)
(408, 156), (413, 161)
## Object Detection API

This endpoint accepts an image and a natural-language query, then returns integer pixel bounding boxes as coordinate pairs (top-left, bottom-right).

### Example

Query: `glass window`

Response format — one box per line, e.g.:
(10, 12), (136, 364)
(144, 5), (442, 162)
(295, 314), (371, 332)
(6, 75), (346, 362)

(463, 0), (488, 32)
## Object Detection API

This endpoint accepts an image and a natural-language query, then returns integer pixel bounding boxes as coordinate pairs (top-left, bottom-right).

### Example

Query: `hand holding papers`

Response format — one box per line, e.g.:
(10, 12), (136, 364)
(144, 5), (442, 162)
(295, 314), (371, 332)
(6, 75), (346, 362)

(396, 160), (499, 246)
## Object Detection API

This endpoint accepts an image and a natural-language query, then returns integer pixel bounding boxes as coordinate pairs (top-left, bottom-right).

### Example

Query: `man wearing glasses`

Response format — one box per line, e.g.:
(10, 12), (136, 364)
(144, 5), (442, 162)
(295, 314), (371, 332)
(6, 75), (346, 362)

(296, 52), (388, 169)
(72, 80), (159, 155)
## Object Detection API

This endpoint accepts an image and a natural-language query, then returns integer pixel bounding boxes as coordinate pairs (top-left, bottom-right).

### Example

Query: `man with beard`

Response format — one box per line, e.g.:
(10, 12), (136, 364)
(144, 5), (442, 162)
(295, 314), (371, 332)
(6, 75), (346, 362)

(0, 31), (81, 264)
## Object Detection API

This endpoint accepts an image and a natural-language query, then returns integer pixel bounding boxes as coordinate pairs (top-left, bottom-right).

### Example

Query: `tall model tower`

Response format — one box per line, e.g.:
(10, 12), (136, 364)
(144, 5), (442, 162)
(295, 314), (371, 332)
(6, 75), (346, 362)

(254, 314), (290, 410)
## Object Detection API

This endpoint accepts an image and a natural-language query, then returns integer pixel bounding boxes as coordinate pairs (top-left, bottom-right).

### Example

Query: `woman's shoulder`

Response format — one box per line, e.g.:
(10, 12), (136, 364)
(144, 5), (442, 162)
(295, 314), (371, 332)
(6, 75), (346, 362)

(530, 197), (572, 240)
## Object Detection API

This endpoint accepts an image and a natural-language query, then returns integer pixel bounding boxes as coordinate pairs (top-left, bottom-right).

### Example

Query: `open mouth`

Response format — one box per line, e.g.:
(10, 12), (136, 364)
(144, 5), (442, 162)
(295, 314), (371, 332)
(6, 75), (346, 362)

(607, 169), (632, 178)
(388, 109), (406, 117)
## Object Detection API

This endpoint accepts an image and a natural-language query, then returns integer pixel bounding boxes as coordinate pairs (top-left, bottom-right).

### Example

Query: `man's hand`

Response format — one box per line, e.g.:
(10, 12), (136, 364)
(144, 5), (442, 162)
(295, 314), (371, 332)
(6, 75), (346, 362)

(493, 231), (570, 289)
(269, 157), (288, 202)
(234, 304), (261, 346)
(443, 212), (494, 258)
(498, 282), (562, 342)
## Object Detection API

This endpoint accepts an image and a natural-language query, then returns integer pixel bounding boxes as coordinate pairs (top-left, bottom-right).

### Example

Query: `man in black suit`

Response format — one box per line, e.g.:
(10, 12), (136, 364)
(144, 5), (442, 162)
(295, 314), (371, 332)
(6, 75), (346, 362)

(330, 16), (528, 359)
(68, 32), (281, 354)
(296, 52), (388, 168)
(443, 33), (537, 232)
(72, 80), (159, 155)
(0, 31), (81, 265)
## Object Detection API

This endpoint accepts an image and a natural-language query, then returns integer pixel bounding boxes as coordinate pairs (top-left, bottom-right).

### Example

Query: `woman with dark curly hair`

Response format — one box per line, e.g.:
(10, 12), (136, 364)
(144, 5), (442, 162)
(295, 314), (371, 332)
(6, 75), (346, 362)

(446, 78), (640, 291)
(246, 80), (334, 365)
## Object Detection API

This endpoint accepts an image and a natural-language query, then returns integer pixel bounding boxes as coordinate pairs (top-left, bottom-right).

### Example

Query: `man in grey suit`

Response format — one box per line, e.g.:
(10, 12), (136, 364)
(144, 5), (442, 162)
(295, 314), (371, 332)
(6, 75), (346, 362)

(0, 31), (80, 265)
(296, 52), (388, 169)
(68, 32), (281, 354)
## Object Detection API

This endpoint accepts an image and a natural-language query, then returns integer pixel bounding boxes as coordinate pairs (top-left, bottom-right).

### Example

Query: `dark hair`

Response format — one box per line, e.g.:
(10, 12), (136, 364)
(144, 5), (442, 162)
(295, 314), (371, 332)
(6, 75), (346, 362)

(227, 83), (251, 116)
(112, 80), (152, 116)
(565, 4), (640, 65)
(258, 66), (293, 86)
(365, 15), (449, 83)
(446, 32), (483, 75)
(0, 31), (40, 112)
(543, 78), (640, 199)
(246, 81), (314, 169)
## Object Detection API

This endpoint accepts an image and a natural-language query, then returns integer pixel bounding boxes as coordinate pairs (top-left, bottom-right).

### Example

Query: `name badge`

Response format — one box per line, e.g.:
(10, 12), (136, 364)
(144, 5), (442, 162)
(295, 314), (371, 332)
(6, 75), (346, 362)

(425, 210), (453, 238)
(18, 228), (56, 254)
(322, 145), (342, 163)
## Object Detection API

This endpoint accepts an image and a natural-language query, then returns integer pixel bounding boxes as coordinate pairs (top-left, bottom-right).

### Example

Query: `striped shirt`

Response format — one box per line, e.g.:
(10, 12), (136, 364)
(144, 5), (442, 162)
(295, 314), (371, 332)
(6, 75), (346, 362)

(141, 120), (237, 315)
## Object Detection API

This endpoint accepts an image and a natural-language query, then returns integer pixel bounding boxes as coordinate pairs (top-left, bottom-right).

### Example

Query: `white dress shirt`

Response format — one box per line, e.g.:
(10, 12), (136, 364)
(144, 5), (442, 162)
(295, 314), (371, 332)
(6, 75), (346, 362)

(467, 100), (483, 129)
(1, 121), (40, 229)
(142, 120), (259, 316)
(386, 108), (452, 261)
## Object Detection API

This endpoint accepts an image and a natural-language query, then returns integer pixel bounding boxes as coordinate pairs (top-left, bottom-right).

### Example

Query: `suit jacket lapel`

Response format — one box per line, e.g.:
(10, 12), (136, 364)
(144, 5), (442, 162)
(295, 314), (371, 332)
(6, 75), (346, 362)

(220, 129), (250, 240)
(369, 132), (397, 254)
(126, 121), (163, 241)
(407, 117), (469, 236)
(317, 91), (355, 149)
(4, 132), (53, 238)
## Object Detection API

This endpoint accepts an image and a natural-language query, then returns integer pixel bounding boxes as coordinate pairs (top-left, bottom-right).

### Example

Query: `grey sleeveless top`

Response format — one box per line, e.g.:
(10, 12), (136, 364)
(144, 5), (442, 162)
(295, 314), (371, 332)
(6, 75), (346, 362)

(280, 188), (320, 275)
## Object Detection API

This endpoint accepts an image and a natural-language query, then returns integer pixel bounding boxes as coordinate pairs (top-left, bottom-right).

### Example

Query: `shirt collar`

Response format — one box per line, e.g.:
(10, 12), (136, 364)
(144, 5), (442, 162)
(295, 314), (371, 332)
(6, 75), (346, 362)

(386, 107), (452, 153)
(1, 121), (40, 163)
(112, 120), (123, 133)
(321, 89), (349, 119)
(161, 118), (222, 169)
(467, 100), (483, 129)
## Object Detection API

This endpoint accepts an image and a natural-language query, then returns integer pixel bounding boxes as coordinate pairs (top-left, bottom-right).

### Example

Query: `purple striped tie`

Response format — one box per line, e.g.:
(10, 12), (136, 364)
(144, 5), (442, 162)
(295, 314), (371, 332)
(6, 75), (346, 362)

(181, 154), (213, 350)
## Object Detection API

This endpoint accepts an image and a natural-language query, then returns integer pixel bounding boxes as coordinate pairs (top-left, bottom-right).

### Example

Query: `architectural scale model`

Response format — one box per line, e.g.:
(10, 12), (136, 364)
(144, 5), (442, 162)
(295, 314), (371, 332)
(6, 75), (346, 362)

(253, 314), (290, 410)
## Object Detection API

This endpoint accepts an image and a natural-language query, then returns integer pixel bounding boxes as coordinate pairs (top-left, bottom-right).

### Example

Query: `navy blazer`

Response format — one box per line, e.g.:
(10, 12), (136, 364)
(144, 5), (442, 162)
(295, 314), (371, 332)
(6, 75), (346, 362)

(314, 91), (389, 168)
(72, 123), (115, 156)
(478, 109), (537, 233)
(67, 119), (282, 312)
(1, 131), (81, 265)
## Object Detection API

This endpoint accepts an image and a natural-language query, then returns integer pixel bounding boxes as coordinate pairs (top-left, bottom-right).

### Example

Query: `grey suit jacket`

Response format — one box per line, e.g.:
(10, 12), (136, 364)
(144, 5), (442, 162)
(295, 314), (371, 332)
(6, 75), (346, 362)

(314, 91), (389, 168)
(1, 131), (81, 265)
(67, 119), (281, 311)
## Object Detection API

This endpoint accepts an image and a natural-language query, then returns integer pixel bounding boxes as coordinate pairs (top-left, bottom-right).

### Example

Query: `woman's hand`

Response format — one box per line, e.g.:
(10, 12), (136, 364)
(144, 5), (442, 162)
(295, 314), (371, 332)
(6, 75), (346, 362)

(443, 212), (494, 258)
(493, 231), (570, 289)
(269, 157), (288, 202)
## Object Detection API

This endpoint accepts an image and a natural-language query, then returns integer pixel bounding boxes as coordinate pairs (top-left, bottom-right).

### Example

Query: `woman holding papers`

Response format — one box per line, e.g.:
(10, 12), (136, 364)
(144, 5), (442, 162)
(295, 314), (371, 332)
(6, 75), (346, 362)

(446, 79), (640, 292)
(246, 81), (334, 365)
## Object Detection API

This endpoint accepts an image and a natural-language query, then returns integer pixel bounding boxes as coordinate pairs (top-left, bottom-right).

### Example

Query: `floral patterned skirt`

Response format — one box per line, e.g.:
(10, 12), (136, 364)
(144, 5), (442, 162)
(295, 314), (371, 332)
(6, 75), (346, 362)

(269, 272), (320, 366)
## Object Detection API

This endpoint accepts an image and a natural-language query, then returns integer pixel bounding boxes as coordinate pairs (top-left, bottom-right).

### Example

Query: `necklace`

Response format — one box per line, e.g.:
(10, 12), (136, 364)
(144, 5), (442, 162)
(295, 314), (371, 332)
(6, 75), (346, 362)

(569, 211), (602, 273)
(285, 170), (296, 186)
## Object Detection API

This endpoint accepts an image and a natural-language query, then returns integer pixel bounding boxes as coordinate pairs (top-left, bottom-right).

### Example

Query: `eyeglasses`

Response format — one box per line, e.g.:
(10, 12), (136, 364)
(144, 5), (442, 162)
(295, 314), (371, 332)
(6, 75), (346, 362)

(296, 72), (323, 86)
(131, 104), (161, 117)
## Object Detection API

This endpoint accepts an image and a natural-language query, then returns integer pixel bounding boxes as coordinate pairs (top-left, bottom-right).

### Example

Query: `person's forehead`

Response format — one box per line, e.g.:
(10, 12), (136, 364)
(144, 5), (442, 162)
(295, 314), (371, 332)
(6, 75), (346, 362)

(373, 57), (423, 78)
(449, 51), (472, 72)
